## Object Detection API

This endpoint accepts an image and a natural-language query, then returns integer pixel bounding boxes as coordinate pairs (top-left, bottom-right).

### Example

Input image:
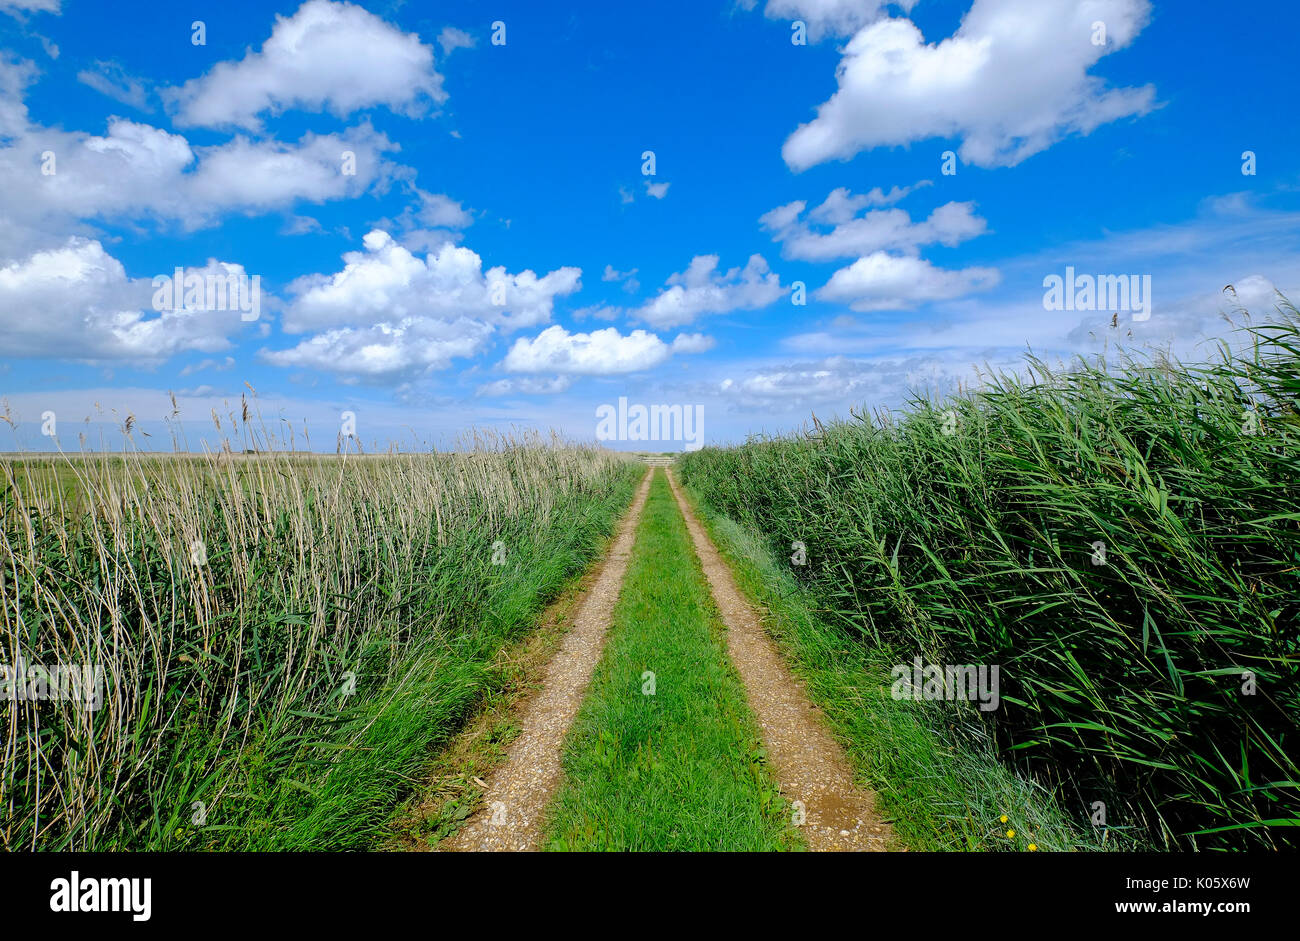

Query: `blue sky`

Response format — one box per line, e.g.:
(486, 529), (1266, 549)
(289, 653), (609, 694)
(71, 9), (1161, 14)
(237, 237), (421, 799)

(1, 0), (1298, 452)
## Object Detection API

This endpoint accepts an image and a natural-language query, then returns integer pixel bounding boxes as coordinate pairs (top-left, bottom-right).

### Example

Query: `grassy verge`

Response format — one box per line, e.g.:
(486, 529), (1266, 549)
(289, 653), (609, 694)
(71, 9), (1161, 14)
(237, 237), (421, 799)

(233, 500), (637, 851)
(542, 470), (799, 851)
(682, 485), (1117, 852)
(387, 560), (594, 850)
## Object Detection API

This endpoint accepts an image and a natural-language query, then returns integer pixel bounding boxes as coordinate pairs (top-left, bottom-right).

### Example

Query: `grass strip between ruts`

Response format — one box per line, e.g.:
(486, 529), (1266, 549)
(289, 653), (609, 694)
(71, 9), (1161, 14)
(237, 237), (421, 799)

(542, 470), (799, 851)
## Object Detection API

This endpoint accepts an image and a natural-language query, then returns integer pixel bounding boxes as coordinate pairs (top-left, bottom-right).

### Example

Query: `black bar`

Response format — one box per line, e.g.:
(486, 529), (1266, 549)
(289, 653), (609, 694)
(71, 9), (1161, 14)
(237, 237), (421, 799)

(0, 851), (1284, 927)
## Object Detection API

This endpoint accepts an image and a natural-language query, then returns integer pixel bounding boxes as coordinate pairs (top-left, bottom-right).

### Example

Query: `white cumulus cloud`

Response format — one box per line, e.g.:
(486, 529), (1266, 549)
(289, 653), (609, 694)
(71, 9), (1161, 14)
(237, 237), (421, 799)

(260, 316), (492, 382)
(259, 232), (582, 384)
(282, 230), (580, 334)
(503, 326), (669, 375)
(783, 0), (1156, 171)
(165, 0), (447, 130)
(437, 26), (476, 57)
(637, 254), (784, 329)
(501, 325), (714, 375)
(0, 238), (256, 361)
(0, 96), (400, 241)
(816, 252), (1001, 310)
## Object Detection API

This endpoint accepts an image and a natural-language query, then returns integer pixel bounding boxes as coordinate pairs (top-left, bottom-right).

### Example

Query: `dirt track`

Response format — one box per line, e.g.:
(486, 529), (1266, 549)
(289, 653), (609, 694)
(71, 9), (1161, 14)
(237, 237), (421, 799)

(440, 464), (892, 851)
(441, 468), (652, 851)
(666, 470), (894, 852)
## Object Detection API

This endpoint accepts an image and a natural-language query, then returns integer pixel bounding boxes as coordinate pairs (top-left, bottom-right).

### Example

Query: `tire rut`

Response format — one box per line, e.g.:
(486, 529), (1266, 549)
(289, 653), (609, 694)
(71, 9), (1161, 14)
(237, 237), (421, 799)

(440, 468), (652, 851)
(665, 469), (895, 852)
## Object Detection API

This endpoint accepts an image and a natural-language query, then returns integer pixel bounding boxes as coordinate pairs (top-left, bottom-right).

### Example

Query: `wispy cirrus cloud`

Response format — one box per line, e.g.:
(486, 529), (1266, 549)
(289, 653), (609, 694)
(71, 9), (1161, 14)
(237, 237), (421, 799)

(738, 0), (913, 42)
(760, 186), (987, 262)
(76, 60), (152, 111)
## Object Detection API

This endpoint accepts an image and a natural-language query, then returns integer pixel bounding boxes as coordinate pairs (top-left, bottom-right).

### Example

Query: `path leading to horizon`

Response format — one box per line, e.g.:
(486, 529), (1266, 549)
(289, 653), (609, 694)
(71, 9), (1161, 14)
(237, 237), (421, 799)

(430, 464), (892, 851)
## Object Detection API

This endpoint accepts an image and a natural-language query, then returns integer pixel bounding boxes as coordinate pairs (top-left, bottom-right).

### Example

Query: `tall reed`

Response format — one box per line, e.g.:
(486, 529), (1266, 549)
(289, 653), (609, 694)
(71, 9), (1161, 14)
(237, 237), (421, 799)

(679, 310), (1300, 849)
(1, 430), (639, 849)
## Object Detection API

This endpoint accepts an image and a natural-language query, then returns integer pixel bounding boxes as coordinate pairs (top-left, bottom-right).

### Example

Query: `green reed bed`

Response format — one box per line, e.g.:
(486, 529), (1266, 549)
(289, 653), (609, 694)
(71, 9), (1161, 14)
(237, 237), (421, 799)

(679, 312), (1300, 850)
(1, 434), (640, 850)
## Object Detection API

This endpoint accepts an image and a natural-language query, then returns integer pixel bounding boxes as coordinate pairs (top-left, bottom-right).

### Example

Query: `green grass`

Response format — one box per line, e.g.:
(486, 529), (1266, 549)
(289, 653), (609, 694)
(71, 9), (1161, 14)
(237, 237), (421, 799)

(542, 470), (799, 851)
(678, 311), (1300, 850)
(685, 491), (1118, 852)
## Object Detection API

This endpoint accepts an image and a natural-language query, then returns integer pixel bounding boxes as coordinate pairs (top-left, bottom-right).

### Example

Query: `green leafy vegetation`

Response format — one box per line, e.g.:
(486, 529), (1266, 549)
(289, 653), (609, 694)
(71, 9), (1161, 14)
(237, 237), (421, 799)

(678, 312), (1300, 850)
(1, 436), (640, 850)
(686, 493), (1115, 851)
